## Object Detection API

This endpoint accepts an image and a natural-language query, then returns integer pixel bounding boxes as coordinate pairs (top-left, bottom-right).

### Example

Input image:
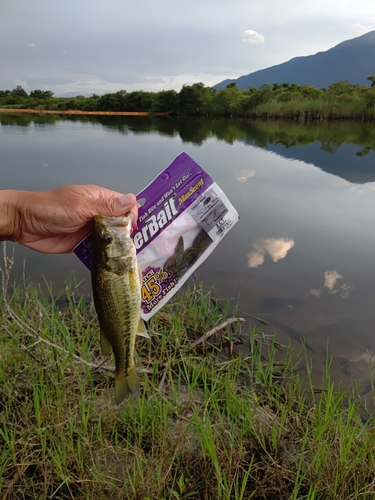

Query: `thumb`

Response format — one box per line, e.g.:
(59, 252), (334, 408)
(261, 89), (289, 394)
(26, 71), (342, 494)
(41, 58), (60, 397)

(90, 193), (137, 217)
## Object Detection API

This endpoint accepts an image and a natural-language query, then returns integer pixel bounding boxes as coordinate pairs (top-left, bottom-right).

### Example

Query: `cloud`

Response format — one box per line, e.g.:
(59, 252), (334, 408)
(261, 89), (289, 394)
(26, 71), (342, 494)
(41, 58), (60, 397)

(241, 30), (265, 44)
(350, 23), (374, 36)
(324, 270), (342, 293)
(235, 169), (255, 183)
(260, 238), (295, 262)
(332, 178), (375, 195)
(331, 178), (350, 188)
(308, 270), (351, 299)
(3, 0), (375, 97)
(247, 252), (265, 268)
(308, 288), (323, 298)
(340, 283), (351, 299)
(247, 237), (295, 268)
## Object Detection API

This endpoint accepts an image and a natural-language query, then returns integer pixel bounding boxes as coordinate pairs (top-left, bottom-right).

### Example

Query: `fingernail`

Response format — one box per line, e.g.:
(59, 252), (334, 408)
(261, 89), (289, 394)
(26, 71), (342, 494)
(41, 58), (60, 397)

(117, 195), (131, 207)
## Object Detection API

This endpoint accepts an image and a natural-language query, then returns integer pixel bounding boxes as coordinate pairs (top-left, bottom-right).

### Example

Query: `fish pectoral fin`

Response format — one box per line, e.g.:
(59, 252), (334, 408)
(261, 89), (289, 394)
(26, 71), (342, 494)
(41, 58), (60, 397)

(100, 329), (113, 356)
(136, 316), (150, 339)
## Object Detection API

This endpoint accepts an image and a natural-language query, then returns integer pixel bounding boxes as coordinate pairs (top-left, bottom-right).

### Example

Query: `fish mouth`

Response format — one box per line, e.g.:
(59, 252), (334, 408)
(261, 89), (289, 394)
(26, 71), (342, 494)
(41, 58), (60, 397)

(94, 213), (133, 241)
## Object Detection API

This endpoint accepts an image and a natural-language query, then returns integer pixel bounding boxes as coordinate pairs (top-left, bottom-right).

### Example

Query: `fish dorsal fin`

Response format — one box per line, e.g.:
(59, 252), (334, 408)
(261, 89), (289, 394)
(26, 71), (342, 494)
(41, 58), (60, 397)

(100, 329), (113, 356)
(137, 316), (150, 339)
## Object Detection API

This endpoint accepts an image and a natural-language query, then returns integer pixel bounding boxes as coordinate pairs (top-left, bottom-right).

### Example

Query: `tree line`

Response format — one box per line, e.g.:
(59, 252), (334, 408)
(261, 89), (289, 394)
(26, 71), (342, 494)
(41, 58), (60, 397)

(2, 112), (375, 156)
(1, 76), (375, 120)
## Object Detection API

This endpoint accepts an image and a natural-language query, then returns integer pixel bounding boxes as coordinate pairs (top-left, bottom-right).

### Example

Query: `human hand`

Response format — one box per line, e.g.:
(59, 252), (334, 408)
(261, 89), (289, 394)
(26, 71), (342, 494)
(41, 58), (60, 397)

(0, 184), (138, 254)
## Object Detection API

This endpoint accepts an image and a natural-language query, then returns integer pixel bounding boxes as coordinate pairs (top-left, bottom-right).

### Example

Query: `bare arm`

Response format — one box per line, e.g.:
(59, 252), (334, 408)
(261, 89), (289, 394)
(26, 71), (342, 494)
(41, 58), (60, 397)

(0, 185), (138, 254)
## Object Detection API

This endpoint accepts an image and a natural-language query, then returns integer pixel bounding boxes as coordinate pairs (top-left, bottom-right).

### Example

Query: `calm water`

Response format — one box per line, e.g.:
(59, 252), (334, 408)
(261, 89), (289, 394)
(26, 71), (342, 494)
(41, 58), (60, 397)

(1, 113), (375, 393)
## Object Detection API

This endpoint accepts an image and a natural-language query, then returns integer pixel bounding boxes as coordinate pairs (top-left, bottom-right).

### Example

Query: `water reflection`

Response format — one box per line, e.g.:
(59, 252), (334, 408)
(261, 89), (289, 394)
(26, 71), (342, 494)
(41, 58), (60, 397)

(2, 112), (375, 185)
(308, 270), (351, 299)
(247, 237), (295, 268)
(235, 169), (255, 183)
(2, 112), (375, 400)
(324, 270), (343, 295)
(331, 178), (350, 188)
(0, 112), (370, 149)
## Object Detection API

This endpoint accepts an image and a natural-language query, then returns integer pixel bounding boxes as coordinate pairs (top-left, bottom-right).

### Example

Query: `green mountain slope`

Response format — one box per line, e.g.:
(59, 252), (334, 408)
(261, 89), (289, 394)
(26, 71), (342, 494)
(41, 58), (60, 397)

(214, 30), (375, 90)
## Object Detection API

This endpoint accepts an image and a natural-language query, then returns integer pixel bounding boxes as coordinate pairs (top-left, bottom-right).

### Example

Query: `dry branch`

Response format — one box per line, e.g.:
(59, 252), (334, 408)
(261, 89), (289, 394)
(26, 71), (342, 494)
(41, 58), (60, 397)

(186, 317), (245, 351)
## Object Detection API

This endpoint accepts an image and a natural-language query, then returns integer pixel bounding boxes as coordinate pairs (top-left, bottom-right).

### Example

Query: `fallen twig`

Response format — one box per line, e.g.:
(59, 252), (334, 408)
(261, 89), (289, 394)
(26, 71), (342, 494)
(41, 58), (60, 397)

(186, 317), (245, 351)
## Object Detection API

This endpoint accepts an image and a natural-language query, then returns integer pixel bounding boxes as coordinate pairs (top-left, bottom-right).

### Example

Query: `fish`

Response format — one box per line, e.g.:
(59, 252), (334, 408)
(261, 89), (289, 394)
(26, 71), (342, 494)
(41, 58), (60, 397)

(90, 213), (148, 405)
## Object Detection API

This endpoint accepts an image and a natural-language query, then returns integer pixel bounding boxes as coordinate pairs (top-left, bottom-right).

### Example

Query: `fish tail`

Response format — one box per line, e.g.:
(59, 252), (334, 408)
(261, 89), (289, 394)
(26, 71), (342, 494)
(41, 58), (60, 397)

(114, 367), (140, 405)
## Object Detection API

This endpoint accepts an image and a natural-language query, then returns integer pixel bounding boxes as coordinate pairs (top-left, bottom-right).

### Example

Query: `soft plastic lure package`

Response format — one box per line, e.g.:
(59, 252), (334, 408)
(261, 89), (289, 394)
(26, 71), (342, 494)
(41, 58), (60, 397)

(73, 152), (239, 320)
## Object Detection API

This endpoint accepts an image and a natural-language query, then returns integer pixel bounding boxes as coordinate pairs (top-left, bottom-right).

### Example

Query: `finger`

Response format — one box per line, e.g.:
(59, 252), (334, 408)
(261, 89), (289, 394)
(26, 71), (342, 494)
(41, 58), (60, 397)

(89, 193), (137, 218)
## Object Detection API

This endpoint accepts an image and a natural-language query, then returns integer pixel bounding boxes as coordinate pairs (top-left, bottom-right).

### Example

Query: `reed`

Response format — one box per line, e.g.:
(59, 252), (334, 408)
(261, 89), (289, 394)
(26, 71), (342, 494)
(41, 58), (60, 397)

(1, 247), (375, 499)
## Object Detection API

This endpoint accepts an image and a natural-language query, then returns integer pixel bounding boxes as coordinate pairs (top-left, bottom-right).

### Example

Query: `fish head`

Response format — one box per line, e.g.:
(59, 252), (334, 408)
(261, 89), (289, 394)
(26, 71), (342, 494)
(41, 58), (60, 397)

(92, 213), (135, 260)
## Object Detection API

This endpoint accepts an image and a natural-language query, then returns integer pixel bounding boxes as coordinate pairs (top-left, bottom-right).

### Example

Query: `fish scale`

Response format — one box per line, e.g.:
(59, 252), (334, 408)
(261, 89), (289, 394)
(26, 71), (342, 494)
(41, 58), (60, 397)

(91, 213), (148, 405)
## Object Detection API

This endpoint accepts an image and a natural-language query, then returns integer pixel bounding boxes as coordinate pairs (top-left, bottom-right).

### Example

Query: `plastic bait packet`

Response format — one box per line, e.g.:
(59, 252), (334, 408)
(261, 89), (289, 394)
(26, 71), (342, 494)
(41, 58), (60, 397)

(73, 152), (239, 320)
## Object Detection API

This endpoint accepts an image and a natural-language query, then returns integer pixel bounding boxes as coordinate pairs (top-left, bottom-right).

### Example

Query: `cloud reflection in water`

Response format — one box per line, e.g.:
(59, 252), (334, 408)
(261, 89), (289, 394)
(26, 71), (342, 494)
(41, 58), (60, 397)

(235, 169), (255, 183)
(324, 270), (343, 293)
(308, 270), (351, 299)
(247, 237), (295, 268)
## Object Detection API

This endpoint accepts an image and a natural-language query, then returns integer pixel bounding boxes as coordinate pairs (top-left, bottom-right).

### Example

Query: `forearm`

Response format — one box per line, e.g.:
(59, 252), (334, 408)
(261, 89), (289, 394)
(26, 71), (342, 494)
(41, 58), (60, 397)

(0, 190), (22, 242)
(0, 185), (138, 254)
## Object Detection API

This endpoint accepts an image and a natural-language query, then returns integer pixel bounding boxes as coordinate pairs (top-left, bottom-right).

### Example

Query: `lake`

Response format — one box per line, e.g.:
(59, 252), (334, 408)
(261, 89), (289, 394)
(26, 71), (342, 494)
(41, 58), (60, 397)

(1, 113), (375, 396)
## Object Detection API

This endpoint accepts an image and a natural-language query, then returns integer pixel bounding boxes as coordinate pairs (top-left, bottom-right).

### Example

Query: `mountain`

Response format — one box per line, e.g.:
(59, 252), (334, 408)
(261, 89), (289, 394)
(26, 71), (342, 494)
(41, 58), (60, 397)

(214, 31), (375, 90)
(259, 142), (375, 184)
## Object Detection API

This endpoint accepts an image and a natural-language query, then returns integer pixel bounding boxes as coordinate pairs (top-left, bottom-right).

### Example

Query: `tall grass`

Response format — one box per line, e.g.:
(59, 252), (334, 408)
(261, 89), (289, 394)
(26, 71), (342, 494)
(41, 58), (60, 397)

(1, 251), (375, 498)
(254, 98), (375, 121)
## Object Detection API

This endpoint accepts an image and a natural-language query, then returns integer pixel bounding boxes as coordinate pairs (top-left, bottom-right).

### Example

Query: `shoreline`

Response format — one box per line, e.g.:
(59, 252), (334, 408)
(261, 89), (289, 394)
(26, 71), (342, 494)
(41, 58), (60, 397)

(1, 266), (375, 498)
(0, 108), (168, 116)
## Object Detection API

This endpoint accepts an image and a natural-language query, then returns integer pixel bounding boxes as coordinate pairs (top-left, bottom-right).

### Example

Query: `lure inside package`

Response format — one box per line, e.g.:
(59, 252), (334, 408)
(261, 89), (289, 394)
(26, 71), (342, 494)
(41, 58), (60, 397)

(74, 152), (239, 320)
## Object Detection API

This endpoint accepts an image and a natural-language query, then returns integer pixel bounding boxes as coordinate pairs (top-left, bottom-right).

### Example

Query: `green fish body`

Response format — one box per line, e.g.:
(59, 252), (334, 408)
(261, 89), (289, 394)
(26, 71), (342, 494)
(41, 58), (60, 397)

(91, 213), (146, 405)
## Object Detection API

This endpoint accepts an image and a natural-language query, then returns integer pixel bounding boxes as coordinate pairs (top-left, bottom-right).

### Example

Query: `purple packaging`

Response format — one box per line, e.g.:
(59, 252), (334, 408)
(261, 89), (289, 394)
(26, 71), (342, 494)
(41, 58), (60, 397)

(73, 152), (239, 320)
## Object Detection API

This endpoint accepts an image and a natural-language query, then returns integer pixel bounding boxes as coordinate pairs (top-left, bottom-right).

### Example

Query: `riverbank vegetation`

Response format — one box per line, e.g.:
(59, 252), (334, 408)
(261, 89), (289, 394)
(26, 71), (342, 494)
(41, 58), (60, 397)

(1, 247), (375, 499)
(1, 77), (375, 120)
(2, 111), (375, 166)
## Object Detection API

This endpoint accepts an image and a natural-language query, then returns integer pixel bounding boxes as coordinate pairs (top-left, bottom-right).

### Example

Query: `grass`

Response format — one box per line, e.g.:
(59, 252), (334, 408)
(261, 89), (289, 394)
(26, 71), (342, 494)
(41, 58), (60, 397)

(253, 98), (375, 122)
(1, 250), (375, 499)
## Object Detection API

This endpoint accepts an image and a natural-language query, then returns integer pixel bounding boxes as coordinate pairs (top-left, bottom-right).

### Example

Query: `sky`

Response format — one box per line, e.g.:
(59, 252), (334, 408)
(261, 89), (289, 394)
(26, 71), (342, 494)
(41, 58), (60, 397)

(1, 0), (375, 96)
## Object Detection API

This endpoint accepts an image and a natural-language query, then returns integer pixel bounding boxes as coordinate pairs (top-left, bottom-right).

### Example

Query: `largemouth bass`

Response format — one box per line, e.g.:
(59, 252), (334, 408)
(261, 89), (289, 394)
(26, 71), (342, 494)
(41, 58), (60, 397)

(91, 213), (148, 405)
